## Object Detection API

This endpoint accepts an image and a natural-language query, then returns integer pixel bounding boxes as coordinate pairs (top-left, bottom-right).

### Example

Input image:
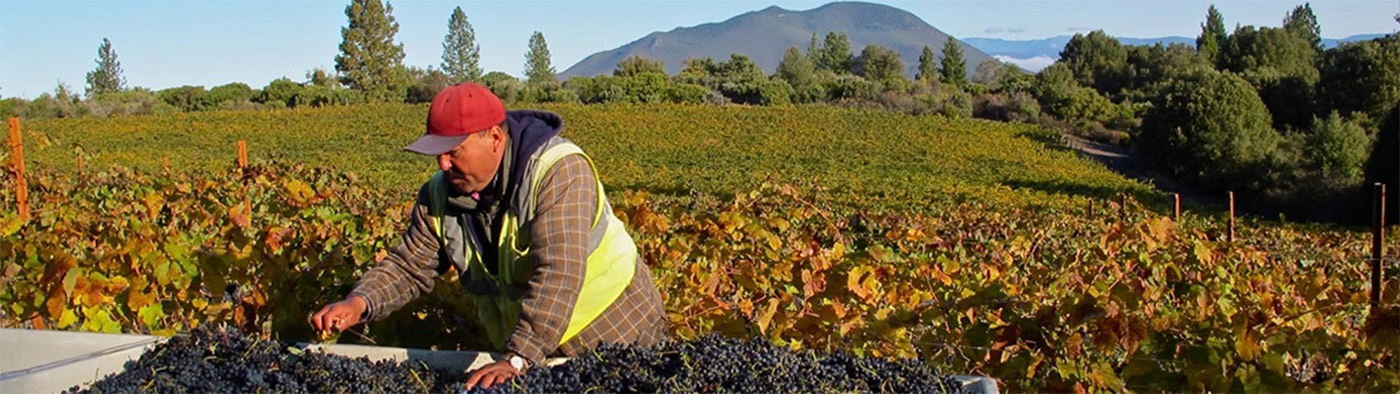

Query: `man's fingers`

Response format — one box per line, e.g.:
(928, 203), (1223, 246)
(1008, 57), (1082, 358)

(310, 308), (328, 331)
(463, 368), (485, 389)
(485, 372), (506, 389)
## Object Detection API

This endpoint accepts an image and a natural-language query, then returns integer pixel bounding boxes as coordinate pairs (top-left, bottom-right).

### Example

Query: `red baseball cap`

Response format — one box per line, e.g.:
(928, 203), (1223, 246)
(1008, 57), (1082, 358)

(404, 83), (506, 156)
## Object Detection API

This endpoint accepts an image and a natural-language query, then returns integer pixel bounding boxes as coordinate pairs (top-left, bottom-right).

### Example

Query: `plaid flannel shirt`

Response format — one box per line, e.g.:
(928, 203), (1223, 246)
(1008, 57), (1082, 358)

(350, 155), (669, 365)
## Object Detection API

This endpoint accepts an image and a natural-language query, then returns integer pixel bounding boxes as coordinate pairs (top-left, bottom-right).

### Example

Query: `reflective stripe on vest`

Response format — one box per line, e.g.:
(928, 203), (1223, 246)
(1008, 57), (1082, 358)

(426, 140), (637, 350)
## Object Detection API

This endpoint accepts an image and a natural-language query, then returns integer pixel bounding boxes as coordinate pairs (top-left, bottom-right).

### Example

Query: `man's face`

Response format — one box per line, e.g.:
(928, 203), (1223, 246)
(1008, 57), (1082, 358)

(438, 125), (505, 194)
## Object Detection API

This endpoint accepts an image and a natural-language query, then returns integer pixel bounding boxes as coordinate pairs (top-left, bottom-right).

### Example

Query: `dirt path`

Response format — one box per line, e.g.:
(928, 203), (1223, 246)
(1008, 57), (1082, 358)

(1059, 133), (1220, 207)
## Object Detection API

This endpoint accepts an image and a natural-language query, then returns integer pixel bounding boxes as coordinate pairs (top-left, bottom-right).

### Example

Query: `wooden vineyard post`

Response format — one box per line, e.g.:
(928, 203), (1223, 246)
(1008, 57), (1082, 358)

(1373, 183), (1387, 308)
(1174, 193), (1181, 221)
(1227, 191), (1236, 243)
(237, 140), (247, 168)
(8, 118), (27, 222)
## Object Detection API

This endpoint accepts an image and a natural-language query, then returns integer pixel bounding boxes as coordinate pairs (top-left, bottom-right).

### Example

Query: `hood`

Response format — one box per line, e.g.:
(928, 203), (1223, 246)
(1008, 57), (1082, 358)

(504, 110), (564, 198)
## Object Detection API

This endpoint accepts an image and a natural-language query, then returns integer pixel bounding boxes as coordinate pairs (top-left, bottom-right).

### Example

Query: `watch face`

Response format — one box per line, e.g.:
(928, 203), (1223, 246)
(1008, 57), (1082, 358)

(510, 356), (524, 370)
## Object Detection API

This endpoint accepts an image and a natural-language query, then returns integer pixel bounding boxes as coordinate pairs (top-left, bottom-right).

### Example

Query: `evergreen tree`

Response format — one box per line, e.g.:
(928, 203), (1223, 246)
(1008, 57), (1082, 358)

(1319, 36), (1400, 126)
(306, 68), (337, 87)
(441, 6), (482, 82)
(1060, 30), (1129, 94)
(1222, 25), (1320, 130)
(85, 38), (125, 96)
(939, 39), (967, 86)
(816, 32), (852, 74)
(1363, 102), (1399, 224)
(524, 31), (557, 85)
(1307, 111), (1369, 182)
(776, 46), (819, 103)
(1197, 5), (1227, 68)
(916, 45), (937, 82)
(855, 44), (905, 84)
(614, 56), (665, 77)
(717, 54), (765, 82)
(807, 33), (820, 61)
(1140, 70), (1281, 184)
(1284, 3), (1322, 54)
(335, 0), (406, 102)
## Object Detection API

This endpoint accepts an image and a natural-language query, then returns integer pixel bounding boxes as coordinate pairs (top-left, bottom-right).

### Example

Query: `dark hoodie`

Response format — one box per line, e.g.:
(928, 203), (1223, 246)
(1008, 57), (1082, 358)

(447, 110), (564, 273)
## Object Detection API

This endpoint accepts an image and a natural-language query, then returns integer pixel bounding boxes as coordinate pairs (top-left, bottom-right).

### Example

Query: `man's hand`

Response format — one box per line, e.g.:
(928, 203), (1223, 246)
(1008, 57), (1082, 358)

(463, 359), (520, 390)
(309, 295), (368, 336)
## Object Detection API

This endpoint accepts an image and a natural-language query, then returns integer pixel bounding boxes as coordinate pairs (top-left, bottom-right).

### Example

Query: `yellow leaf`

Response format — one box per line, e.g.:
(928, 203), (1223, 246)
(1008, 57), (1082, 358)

(1236, 324), (1262, 361)
(285, 179), (314, 204)
(127, 290), (152, 310)
(756, 299), (780, 334)
(1193, 241), (1213, 265)
(57, 308), (79, 328)
(0, 213), (23, 237)
(830, 242), (846, 260)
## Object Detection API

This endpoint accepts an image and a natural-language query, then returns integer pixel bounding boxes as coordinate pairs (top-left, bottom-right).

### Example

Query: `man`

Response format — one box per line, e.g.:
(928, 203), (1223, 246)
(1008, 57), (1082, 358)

(310, 83), (669, 389)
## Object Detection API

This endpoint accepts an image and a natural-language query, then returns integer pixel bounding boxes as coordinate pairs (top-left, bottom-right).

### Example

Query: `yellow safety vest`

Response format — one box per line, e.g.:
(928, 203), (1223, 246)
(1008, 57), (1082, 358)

(426, 139), (637, 350)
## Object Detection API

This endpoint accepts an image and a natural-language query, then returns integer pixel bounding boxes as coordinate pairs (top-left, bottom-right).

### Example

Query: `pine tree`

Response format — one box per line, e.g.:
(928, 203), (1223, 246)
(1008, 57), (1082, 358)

(916, 45), (937, 82)
(524, 31), (556, 85)
(806, 33), (820, 61)
(1284, 3), (1322, 53)
(776, 46), (818, 102)
(441, 6), (481, 82)
(816, 32), (852, 74)
(1197, 5), (1227, 68)
(939, 39), (967, 86)
(85, 38), (125, 96)
(335, 0), (406, 102)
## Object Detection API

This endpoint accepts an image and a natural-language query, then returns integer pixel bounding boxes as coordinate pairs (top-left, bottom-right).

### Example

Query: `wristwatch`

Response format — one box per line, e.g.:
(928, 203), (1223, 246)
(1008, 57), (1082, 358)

(508, 354), (529, 372)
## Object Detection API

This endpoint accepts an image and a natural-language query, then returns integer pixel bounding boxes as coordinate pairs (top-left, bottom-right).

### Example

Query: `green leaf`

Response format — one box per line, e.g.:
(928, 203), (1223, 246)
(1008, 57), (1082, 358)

(138, 304), (164, 327)
(62, 267), (83, 296)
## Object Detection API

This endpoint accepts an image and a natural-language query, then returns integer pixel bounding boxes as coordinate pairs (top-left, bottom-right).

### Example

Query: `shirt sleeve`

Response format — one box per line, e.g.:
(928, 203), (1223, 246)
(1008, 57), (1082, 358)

(505, 154), (596, 365)
(350, 184), (447, 322)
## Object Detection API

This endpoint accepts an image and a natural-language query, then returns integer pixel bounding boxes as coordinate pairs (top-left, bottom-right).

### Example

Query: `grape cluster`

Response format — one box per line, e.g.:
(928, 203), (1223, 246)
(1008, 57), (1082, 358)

(465, 334), (967, 394)
(68, 325), (451, 393)
(69, 327), (965, 393)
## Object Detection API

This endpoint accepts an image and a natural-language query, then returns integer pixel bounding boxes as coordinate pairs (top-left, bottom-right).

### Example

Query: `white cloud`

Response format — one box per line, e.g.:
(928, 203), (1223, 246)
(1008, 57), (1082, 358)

(994, 55), (1056, 72)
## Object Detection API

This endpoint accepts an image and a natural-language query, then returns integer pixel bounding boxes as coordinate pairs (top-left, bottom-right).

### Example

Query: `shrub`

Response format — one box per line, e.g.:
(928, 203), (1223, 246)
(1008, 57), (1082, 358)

(1140, 70), (1281, 185)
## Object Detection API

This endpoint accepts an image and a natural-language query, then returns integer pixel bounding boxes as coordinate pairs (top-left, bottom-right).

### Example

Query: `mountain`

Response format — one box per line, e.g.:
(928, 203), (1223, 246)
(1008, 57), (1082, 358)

(1322, 33), (1390, 48)
(560, 2), (994, 79)
(964, 33), (1391, 72)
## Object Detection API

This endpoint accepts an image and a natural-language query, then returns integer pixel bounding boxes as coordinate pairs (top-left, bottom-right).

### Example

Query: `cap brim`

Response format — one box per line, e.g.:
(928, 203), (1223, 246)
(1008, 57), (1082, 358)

(404, 133), (469, 156)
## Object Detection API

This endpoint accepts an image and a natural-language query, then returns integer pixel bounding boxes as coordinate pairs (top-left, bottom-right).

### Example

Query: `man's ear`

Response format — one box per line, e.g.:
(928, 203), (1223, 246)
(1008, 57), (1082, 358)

(489, 125), (505, 151)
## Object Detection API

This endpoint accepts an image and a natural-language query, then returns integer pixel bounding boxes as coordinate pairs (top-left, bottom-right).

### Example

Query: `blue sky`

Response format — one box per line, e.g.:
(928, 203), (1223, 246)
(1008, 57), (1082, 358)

(1, 0), (1395, 99)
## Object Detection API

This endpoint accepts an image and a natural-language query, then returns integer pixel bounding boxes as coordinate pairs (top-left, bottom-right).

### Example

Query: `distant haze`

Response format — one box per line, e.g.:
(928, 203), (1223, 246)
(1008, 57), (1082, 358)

(561, 2), (995, 78)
